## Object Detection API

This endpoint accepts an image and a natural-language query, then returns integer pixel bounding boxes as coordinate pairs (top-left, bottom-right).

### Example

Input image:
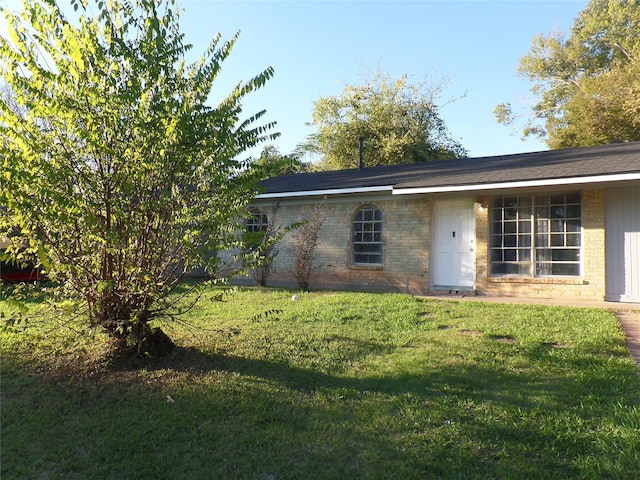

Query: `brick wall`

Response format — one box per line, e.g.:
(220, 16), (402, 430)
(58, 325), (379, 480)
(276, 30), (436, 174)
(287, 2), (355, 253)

(253, 195), (433, 294)
(242, 187), (607, 300)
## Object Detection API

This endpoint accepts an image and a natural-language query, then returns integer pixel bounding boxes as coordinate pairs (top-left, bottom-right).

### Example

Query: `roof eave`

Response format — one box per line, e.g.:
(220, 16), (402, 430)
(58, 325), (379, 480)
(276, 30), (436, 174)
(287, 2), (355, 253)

(392, 173), (640, 195)
(256, 185), (394, 199)
(255, 173), (640, 200)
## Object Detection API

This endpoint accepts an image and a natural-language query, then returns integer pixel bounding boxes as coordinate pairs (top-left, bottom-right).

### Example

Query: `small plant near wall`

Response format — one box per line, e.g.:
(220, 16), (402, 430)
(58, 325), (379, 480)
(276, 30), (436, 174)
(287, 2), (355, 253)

(243, 204), (294, 287)
(248, 221), (283, 287)
(286, 204), (325, 291)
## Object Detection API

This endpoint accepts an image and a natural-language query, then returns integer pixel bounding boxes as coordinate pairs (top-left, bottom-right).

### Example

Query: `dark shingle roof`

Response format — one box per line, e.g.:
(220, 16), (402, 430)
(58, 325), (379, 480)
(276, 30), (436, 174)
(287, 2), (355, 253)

(259, 141), (640, 195)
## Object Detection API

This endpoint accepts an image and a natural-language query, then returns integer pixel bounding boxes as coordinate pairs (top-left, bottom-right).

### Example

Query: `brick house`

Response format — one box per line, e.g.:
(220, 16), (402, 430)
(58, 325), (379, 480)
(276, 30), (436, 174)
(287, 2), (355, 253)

(246, 141), (640, 303)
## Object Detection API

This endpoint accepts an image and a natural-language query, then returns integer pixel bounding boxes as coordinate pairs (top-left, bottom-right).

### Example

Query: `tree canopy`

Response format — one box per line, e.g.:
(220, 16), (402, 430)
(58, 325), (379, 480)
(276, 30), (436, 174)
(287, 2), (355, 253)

(0, 0), (277, 355)
(495, 0), (640, 149)
(310, 71), (467, 170)
(254, 145), (312, 177)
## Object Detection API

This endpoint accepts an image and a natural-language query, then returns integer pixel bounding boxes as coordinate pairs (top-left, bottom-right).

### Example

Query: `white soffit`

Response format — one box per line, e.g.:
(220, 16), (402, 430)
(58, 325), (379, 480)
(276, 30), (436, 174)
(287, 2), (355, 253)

(392, 173), (640, 195)
(256, 185), (394, 199)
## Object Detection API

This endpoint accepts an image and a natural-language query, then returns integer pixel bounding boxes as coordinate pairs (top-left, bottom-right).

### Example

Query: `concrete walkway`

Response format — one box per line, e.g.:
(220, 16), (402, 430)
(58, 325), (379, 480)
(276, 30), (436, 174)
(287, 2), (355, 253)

(614, 310), (640, 367)
(424, 294), (640, 366)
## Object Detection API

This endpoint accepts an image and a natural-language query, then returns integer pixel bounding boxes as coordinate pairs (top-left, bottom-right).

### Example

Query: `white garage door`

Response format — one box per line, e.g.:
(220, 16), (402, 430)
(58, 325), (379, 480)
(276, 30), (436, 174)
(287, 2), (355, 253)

(606, 186), (640, 303)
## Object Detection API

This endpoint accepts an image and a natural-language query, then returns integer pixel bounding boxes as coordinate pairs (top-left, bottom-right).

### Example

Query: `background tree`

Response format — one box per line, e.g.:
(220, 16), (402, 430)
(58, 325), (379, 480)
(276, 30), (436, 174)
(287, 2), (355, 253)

(310, 70), (467, 170)
(254, 145), (311, 178)
(495, 0), (640, 148)
(0, 0), (277, 355)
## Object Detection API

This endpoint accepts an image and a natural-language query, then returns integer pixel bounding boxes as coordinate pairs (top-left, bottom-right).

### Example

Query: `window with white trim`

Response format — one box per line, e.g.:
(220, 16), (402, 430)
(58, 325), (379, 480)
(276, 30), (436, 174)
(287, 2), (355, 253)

(352, 204), (383, 265)
(490, 192), (581, 277)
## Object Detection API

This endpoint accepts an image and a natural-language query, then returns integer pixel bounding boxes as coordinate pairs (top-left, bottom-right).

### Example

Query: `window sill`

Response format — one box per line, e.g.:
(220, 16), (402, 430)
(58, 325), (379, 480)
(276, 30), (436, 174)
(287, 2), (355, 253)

(350, 264), (384, 271)
(488, 276), (585, 285)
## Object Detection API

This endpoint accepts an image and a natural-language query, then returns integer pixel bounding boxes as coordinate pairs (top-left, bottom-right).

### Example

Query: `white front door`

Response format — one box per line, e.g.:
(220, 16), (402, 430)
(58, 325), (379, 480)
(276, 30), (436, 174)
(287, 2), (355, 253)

(432, 199), (476, 288)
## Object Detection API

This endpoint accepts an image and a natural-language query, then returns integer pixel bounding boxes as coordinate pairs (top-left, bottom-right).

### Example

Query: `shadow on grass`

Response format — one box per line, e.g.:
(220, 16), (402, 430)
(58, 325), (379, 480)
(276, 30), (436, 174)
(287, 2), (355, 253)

(3, 338), (640, 480)
(97, 341), (562, 408)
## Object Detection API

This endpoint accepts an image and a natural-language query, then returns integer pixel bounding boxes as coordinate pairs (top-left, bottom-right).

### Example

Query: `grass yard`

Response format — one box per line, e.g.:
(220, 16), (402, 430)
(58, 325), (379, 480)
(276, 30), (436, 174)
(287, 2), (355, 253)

(1, 286), (639, 479)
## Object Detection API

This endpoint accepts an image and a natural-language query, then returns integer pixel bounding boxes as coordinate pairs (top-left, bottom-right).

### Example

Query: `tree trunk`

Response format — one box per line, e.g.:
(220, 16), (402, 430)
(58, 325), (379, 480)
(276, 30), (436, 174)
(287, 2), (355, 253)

(132, 323), (176, 358)
(95, 301), (175, 358)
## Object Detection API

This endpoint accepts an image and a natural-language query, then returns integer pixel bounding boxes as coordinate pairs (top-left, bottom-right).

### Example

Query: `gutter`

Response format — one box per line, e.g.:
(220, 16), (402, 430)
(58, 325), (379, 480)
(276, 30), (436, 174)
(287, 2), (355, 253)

(255, 185), (394, 199)
(392, 173), (640, 195)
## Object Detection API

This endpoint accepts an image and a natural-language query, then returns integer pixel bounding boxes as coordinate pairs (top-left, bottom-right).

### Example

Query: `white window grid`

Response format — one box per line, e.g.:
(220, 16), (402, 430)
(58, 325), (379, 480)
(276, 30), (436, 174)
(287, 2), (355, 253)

(352, 204), (383, 265)
(489, 192), (582, 277)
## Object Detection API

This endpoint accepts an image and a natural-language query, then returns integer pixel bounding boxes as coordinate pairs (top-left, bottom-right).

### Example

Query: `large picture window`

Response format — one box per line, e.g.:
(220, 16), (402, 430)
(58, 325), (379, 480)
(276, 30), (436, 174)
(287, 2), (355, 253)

(490, 192), (581, 277)
(352, 204), (383, 265)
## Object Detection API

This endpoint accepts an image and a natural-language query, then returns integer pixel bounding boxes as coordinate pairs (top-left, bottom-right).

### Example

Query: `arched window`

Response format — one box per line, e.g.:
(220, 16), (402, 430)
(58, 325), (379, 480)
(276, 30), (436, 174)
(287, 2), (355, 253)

(352, 204), (383, 265)
(246, 209), (268, 233)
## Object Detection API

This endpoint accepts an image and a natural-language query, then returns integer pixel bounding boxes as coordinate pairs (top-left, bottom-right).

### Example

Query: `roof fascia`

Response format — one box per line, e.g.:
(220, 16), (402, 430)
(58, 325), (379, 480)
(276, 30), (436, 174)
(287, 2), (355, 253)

(256, 185), (394, 199)
(392, 173), (640, 195)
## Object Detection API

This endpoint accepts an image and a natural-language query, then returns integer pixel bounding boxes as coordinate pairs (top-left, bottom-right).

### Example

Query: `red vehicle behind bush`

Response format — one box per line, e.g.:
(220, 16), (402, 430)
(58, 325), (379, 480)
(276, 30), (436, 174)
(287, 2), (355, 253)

(0, 242), (44, 283)
(0, 259), (43, 282)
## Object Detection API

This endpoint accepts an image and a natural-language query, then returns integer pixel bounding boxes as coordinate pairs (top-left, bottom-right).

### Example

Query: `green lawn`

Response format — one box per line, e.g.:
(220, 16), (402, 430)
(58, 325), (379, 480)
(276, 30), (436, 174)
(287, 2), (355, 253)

(1, 286), (639, 479)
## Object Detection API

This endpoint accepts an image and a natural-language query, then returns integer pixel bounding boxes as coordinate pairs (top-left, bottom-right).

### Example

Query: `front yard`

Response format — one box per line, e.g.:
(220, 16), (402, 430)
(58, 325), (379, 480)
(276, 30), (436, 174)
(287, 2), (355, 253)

(1, 287), (639, 479)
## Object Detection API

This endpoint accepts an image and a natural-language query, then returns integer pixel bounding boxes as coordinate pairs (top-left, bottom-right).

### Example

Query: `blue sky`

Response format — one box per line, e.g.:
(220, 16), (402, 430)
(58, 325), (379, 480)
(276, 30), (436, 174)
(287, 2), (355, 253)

(1, 0), (589, 160)
(177, 0), (588, 160)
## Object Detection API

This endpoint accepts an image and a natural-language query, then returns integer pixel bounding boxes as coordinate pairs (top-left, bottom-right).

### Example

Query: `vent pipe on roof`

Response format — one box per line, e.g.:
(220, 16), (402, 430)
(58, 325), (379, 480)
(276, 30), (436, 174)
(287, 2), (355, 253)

(358, 136), (364, 170)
